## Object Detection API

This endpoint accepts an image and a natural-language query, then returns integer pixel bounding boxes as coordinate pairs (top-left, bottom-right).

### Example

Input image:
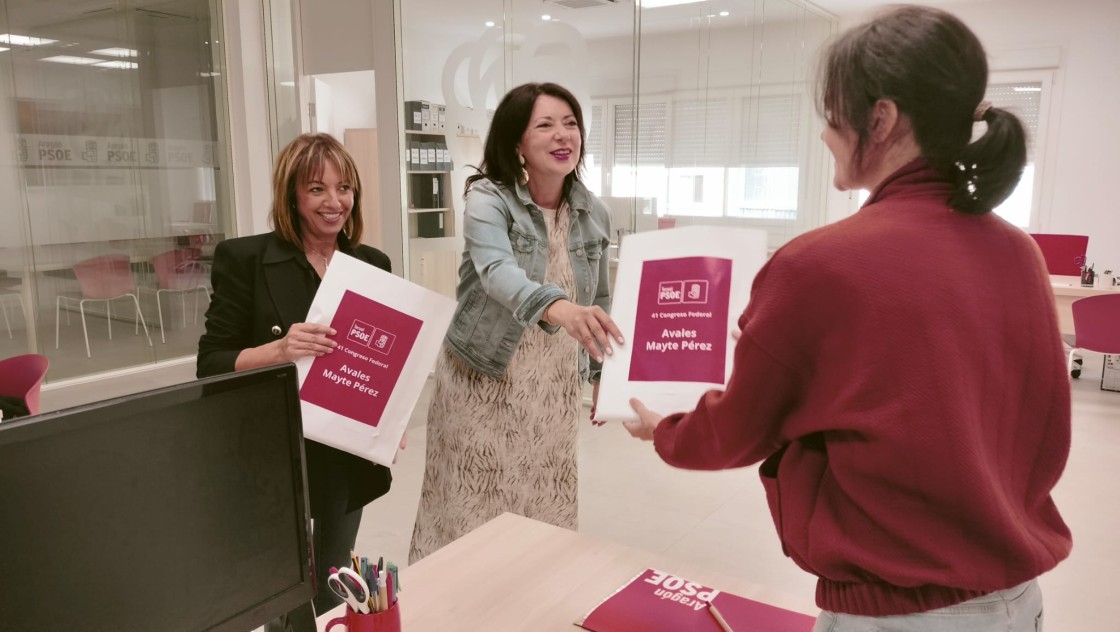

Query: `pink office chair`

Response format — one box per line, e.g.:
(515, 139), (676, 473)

(146, 248), (211, 343)
(55, 254), (153, 358)
(1067, 294), (1120, 384)
(0, 354), (49, 417)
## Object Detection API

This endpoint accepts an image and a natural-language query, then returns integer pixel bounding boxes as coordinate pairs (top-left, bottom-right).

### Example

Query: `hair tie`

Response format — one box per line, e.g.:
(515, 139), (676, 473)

(973, 101), (993, 122)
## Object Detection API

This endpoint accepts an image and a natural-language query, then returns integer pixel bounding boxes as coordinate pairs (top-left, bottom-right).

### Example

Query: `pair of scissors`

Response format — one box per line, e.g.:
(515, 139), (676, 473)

(327, 566), (371, 614)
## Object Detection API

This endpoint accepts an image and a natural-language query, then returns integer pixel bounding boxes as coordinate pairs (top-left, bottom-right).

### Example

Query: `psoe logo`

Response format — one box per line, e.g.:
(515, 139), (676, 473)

(657, 280), (708, 305)
(347, 319), (397, 355)
(368, 327), (396, 355)
(347, 320), (375, 346)
(657, 281), (683, 305)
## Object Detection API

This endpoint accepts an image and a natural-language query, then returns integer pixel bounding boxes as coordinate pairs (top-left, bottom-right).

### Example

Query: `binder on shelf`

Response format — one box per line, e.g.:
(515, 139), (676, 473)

(409, 141), (420, 170)
(431, 174), (443, 209)
(421, 102), (432, 132)
(434, 141), (445, 171)
(409, 173), (430, 208)
(437, 104), (447, 131)
(426, 142), (438, 170)
(417, 211), (445, 238)
(404, 101), (422, 131)
(417, 142), (430, 170)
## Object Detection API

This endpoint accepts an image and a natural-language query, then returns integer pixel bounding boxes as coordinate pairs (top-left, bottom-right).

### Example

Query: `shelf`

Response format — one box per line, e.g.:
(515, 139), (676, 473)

(408, 170), (450, 174)
(405, 129), (446, 136)
(408, 207), (451, 214)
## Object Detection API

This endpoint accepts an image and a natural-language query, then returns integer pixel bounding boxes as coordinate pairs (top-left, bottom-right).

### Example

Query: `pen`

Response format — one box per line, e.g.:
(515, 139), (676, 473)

(387, 562), (400, 593)
(386, 567), (395, 606)
(706, 600), (733, 632)
(376, 570), (387, 612)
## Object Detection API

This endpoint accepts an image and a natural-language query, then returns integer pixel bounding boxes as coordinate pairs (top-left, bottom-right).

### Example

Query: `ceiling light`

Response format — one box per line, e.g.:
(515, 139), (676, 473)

(0, 34), (58, 46)
(639, 0), (708, 8)
(281, 81), (295, 87)
(0, 47), (8, 53)
(95, 60), (137, 69)
(198, 71), (221, 78)
(541, 14), (552, 20)
(485, 21), (495, 27)
(90, 47), (137, 58)
(719, 11), (730, 16)
(41, 55), (100, 65)
(1013, 86), (1042, 92)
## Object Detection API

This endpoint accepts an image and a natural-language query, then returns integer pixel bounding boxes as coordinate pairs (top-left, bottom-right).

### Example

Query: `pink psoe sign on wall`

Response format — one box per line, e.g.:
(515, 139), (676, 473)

(300, 290), (423, 427)
(629, 257), (731, 384)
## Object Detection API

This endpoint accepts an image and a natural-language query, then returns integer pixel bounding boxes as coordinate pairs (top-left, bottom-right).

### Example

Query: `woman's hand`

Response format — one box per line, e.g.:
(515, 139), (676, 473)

(623, 398), (661, 441)
(393, 433), (407, 465)
(590, 382), (606, 426)
(544, 299), (624, 362)
(275, 322), (337, 362)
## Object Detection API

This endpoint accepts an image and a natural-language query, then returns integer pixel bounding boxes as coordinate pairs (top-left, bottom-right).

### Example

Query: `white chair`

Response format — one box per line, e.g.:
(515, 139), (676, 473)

(56, 254), (152, 358)
(0, 291), (26, 339)
(145, 248), (211, 343)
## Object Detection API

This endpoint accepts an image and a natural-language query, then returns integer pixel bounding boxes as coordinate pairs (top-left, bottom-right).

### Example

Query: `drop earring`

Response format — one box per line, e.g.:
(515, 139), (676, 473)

(518, 154), (529, 185)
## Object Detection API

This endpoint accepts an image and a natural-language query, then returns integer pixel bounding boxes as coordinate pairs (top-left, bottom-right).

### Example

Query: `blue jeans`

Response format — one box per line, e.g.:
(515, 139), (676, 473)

(813, 580), (1044, 631)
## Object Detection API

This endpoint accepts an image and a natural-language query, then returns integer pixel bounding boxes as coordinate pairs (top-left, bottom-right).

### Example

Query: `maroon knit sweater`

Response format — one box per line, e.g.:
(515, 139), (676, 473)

(653, 159), (1072, 616)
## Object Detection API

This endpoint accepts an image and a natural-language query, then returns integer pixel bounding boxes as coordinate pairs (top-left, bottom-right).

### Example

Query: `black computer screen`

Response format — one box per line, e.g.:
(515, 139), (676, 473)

(0, 364), (313, 632)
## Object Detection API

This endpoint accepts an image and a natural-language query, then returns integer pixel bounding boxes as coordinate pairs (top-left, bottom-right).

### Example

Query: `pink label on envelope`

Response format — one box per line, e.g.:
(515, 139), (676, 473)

(629, 257), (731, 384)
(300, 290), (423, 427)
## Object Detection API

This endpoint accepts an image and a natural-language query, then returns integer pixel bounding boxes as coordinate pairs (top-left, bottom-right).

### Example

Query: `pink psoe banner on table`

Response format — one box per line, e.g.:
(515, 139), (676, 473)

(578, 568), (814, 632)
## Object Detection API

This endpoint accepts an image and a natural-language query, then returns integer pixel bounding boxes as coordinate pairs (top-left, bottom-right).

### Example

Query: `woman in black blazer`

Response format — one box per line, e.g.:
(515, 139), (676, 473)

(198, 133), (392, 629)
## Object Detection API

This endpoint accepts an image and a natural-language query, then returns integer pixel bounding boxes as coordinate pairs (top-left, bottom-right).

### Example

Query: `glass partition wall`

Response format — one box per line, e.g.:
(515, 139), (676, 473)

(397, 0), (834, 298)
(0, 0), (234, 382)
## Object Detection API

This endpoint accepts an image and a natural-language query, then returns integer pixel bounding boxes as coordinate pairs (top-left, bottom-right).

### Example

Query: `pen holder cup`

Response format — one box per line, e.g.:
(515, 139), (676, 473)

(324, 601), (401, 632)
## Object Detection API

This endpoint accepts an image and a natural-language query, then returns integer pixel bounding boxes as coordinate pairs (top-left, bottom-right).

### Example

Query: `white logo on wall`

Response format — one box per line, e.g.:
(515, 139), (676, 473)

(657, 280), (709, 305)
(347, 319), (397, 355)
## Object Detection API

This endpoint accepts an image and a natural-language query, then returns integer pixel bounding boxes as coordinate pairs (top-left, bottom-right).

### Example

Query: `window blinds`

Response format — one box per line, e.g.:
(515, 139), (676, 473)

(739, 94), (801, 166)
(613, 101), (668, 166)
(981, 82), (1041, 158)
(669, 98), (731, 167)
(586, 104), (603, 159)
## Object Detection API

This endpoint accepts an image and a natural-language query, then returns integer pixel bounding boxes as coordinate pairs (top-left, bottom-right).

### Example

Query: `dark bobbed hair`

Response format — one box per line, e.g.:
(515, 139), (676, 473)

(816, 5), (1026, 214)
(465, 82), (587, 204)
(270, 133), (363, 249)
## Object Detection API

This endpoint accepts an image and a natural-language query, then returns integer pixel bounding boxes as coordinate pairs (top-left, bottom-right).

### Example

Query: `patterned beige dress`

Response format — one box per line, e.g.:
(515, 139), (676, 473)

(409, 205), (580, 564)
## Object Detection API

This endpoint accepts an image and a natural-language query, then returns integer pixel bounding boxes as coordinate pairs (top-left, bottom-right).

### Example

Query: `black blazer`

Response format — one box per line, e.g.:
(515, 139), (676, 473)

(197, 232), (392, 516)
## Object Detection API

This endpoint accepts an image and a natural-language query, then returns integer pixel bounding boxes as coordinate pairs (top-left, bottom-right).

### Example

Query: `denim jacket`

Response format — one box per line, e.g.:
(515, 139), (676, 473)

(444, 177), (612, 382)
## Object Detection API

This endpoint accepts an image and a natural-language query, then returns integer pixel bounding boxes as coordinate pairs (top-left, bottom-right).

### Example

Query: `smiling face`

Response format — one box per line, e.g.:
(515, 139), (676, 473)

(517, 94), (582, 185)
(296, 160), (352, 247)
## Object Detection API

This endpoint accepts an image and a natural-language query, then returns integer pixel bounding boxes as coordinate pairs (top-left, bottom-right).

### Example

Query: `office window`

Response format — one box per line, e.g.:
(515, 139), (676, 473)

(980, 80), (1044, 227)
(727, 94), (801, 220)
(611, 100), (668, 210)
(666, 97), (730, 216)
(583, 104), (604, 196)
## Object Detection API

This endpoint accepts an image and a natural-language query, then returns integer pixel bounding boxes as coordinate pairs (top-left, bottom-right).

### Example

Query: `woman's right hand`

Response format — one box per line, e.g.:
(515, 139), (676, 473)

(274, 322), (337, 362)
(544, 300), (624, 362)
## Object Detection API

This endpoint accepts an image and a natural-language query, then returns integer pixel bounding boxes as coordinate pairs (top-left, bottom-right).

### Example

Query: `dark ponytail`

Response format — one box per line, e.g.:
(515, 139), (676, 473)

(817, 5), (1028, 215)
(948, 106), (1027, 214)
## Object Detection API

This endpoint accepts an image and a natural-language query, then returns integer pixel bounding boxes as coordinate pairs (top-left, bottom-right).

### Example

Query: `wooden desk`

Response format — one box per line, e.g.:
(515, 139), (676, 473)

(316, 513), (816, 631)
(1051, 282), (1120, 336)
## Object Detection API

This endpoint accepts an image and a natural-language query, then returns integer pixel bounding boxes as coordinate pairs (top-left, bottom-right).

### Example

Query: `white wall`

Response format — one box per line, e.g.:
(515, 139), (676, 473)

(827, 0), (1120, 268)
(313, 70), (378, 139)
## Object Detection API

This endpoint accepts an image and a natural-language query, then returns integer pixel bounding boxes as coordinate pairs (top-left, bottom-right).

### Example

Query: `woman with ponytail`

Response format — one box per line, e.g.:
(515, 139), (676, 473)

(623, 6), (1071, 630)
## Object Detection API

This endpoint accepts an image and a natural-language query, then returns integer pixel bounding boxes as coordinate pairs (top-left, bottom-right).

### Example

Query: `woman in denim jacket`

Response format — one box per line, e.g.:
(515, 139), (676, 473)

(410, 83), (623, 562)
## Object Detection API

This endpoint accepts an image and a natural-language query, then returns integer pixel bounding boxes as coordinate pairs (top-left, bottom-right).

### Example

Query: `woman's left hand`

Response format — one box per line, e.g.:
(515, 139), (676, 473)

(623, 398), (661, 441)
(590, 382), (606, 426)
(392, 433), (407, 465)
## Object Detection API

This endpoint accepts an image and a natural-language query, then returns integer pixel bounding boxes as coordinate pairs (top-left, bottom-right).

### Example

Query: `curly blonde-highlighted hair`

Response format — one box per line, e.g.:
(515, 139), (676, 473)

(270, 133), (364, 249)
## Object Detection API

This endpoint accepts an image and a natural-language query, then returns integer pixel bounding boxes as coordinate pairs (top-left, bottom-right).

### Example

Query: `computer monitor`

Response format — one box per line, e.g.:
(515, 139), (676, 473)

(0, 364), (313, 632)
(1029, 233), (1089, 277)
